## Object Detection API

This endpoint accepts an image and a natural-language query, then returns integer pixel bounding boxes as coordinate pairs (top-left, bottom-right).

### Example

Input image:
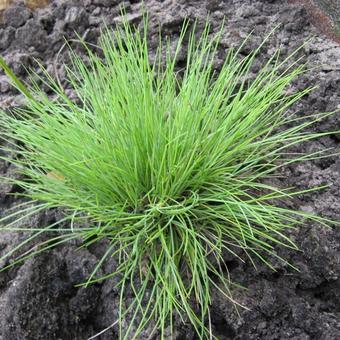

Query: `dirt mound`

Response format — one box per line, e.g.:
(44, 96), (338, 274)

(0, 0), (339, 339)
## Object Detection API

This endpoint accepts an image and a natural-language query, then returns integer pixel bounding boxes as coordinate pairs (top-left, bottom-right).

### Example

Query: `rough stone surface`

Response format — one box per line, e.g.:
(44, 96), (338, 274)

(92, 0), (118, 6)
(0, 27), (15, 51)
(15, 19), (48, 52)
(0, 0), (339, 339)
(3, 5), (32, 28)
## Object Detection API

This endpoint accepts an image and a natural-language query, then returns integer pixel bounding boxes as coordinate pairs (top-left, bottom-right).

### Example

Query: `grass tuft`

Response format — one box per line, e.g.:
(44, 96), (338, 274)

(0, 18), (338, 339)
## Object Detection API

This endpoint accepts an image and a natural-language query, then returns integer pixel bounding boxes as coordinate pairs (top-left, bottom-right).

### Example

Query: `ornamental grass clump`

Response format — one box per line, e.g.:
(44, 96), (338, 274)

(0, 19), (337, 339)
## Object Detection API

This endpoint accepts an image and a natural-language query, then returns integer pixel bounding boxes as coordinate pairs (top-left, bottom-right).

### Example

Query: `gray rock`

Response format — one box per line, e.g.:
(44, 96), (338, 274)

(206, 0), (221, 11)
(3, 5), (32, 28)
(6, 53), (33, 76)
(92, 0), (118, 6)
(65, 6), (89, 30)
(0, 76), (10, 94)
(113, 12), (143, 25)
(0, 27), (15, 51)
(15, 19), (47, 53)
(92, 6), (101, 16)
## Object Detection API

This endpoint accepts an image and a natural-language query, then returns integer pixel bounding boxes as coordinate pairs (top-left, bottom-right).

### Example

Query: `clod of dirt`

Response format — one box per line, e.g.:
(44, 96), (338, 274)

(0, 0), (339, 339)
(3, 4), (31, 27)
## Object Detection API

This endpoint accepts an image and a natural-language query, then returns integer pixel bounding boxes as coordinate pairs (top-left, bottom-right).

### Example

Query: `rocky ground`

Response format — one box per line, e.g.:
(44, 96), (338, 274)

(0, 0), (339, 339)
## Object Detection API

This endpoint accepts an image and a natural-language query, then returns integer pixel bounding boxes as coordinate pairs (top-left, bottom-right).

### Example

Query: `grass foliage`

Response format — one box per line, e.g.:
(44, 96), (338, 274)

(0, 19), (337, 339)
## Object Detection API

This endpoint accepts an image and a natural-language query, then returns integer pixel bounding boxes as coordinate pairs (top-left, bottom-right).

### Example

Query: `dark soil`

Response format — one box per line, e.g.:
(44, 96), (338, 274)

(0, 0), (339, 339)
